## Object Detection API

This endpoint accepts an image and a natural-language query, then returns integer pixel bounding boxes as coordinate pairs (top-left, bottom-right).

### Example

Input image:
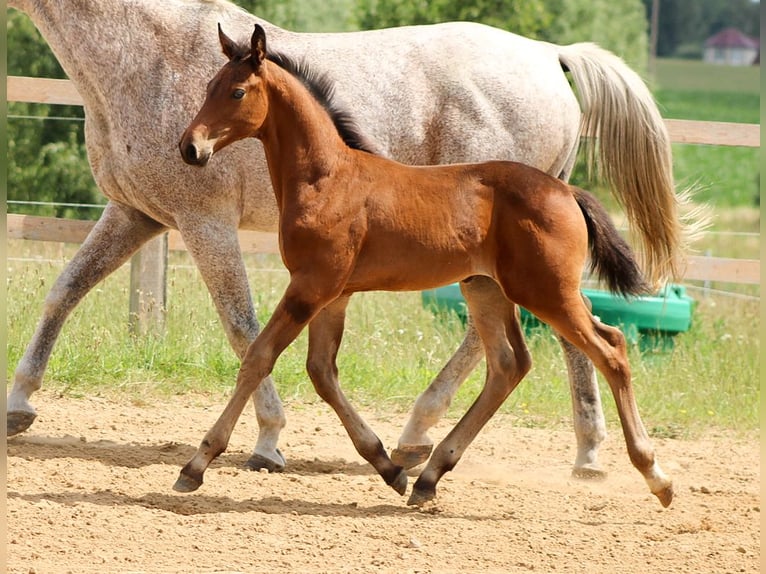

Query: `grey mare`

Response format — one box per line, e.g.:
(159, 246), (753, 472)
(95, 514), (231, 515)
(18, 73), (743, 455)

(7, 0), (695, 477)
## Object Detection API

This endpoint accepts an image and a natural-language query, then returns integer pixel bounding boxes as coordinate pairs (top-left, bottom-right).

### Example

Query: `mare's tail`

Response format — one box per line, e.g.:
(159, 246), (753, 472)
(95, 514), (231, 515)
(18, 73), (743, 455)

(574, 188), (651, 298)
(558, 43), (707, 288)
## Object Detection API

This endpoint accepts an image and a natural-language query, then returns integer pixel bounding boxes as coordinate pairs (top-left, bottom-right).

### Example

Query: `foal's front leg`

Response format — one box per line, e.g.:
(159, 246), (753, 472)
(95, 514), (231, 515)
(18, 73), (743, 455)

(306, 298), (408, 495)
(176, 217), (286, 472)
(173, 287), (317, 493)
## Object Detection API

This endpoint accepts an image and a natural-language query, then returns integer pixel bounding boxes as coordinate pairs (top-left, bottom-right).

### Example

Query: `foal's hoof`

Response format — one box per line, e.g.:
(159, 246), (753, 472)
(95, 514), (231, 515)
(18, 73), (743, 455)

(571, 465), (608, 481)
(243, 448), (286, 473)
(653, 482), (674, 508)
(7, 411), (37, 437)
(387, 468), (408, 496)
(391, 444), (432, 470)
(406, 485), (436, 507)
(173, 470), (203, 493)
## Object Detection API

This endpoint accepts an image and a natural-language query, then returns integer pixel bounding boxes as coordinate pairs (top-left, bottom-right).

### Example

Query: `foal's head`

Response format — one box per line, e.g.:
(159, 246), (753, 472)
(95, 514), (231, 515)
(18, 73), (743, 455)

(180, 24), (269, 166)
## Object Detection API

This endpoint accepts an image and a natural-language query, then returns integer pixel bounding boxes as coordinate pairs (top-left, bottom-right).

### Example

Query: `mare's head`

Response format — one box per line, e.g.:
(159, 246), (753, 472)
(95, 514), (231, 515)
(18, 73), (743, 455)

(180, 24), (269, 166)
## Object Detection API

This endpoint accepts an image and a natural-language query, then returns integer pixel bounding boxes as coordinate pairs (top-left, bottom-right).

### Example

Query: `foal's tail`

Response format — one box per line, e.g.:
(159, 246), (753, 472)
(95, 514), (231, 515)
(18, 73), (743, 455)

(574, 188), (651, 298)
(558, 43), (707, 289)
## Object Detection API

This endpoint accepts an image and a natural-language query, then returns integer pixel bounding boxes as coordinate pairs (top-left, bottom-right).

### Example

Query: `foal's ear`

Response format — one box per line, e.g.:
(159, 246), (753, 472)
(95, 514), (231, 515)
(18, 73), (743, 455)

(250, 24), (267, 68)
(217, 23), (239, 61)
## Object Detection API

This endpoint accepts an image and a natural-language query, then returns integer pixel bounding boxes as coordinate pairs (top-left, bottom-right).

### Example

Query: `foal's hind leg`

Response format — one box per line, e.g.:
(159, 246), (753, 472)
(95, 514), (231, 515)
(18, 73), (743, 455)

(8, 202), (166, 436)
(393, 304), (608, 480)
(409, 278), (531, 506)
(306, 297), (407, 495)
(539, 302), (673, 507)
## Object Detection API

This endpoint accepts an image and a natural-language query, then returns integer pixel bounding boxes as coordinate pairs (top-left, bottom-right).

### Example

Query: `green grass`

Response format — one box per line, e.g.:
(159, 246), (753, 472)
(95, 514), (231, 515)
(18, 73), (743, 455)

(651, 58), (760, 210)
(6, 240), (759, 437)
(653, 58), (761, 96)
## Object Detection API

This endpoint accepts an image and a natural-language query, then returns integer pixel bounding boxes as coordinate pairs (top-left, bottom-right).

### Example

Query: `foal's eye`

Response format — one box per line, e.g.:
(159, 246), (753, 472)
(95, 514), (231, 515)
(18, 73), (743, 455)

(232, 88), (246, 100)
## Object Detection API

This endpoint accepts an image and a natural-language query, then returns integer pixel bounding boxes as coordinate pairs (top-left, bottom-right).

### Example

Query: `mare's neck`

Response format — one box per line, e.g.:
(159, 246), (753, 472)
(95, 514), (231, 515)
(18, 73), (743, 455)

(10, 0), (275, 113)
(259, 61), (351, 207)
(13, 1), (165, 106)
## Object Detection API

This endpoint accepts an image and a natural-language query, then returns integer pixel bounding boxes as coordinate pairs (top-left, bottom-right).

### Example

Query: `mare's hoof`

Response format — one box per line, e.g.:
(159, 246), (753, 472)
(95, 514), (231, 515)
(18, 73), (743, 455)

(653, 482), (674, 508)
(387, 468), (408, 496)
(391, 444), (432, 469)
(406, 486), (436, 507)
(243, 448), (286, 473)
(571, 465), (608, 481)
(7, 411), (37, 437)
(173, 472), (203, 493)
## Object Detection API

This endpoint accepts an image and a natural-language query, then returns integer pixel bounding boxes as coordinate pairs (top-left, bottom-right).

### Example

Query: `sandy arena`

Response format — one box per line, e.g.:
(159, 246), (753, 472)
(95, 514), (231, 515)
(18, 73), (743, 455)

(6, 390), (760, 573)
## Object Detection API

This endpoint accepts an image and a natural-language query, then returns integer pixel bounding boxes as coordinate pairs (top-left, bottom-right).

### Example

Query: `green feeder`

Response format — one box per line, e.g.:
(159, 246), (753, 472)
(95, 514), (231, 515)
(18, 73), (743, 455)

(421, 283), (695, 351)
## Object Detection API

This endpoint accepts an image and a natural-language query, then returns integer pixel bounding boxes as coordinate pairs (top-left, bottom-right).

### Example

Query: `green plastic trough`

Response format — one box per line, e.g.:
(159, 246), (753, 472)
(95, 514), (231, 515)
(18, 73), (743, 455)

(421, 283), (695, 350)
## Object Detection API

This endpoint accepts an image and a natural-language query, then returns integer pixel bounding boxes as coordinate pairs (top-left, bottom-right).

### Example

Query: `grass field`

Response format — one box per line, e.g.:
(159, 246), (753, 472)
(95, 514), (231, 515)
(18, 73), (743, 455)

(652, 58), (760, 209)
(6, 241), (760, 437)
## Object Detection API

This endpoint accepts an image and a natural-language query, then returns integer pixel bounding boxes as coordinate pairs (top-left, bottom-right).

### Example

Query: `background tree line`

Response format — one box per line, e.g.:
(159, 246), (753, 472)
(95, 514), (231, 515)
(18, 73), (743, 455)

(6, 0), (760, 218)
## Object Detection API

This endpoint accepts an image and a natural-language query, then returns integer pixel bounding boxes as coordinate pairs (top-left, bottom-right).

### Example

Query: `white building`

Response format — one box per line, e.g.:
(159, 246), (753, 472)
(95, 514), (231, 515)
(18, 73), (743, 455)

(703, 28), (759, 66)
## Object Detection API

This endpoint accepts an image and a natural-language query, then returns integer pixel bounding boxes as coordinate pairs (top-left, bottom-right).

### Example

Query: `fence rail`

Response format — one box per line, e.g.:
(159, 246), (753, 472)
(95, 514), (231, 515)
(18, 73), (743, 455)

(6, 76), (761, 332)
(7, 213), (760, 285)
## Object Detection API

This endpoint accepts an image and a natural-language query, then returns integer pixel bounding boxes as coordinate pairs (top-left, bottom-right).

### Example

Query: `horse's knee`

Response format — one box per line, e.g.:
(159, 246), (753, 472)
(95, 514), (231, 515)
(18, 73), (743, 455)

(227, 317), (261, 359)
(487, 345), (529, 396)
(305, 356), (339, 403)
(516, 347), (532, 380)
(594, 321), (627, 351)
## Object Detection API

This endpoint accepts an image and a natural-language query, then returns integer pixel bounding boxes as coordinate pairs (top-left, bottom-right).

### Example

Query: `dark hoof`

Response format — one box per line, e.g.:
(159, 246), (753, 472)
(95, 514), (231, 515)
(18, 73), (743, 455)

(653, 482), (674, 508)
(243, 448), (286, 473)
(391, 444), (432, 470)
(7, 410), (37, 437)
(407, 486), (435, 507)
(387, 468), (408, 496)
(571, 465), (608, 481)
(173, 472), (203, 493)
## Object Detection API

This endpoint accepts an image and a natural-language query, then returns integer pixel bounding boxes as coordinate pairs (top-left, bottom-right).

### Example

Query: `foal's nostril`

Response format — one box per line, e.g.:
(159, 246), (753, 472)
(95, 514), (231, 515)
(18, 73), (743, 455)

(185, 143), (198, 163)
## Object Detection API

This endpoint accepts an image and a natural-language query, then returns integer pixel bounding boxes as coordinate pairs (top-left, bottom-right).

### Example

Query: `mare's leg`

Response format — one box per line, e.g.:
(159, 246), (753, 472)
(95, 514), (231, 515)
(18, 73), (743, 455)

(174, 279), (323, 492)
(306, 297), (407, 494)
(176, 218), (286, 472)
(559, 334), (607, 479)
(392, 316), (483, 469)
(7, 202), (166, 436)
(535, 299), (673, 507)
(409, 277), (531, 506)
(556, 155), (608, 477)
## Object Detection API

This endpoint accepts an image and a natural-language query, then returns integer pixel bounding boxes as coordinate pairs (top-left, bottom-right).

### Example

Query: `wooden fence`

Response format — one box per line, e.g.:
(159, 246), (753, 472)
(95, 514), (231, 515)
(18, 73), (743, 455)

(7, 76), (761, 331)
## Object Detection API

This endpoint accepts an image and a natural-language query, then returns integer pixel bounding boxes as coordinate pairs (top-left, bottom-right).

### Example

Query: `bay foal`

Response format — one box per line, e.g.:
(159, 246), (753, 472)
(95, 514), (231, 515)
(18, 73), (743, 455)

(177, 25), (673, 507)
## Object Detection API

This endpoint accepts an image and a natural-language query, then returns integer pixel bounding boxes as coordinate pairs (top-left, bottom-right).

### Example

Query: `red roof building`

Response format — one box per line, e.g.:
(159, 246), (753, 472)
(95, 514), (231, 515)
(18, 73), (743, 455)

(704, 27), (759, 66)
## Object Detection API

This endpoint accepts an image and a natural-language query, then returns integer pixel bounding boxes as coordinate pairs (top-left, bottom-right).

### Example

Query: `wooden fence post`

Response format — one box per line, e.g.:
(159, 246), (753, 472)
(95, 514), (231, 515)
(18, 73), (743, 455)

(129, 233), (168, 336)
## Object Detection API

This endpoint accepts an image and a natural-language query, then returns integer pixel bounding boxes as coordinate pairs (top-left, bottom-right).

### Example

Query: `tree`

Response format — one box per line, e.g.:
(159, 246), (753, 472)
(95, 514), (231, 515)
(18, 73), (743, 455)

(542, 0), (649, 70)
(233, 0), (358, 32)
(354, 0), (648, 70)
(7, 9), (103, 219)
(354, 0), (552, 38)
(640, 0), (761, 58)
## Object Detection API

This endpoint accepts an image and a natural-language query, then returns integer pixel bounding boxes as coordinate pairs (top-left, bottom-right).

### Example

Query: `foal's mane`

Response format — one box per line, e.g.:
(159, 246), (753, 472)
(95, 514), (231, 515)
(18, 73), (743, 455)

(227, 41), (379, 155)
(267, 52), (379, 155)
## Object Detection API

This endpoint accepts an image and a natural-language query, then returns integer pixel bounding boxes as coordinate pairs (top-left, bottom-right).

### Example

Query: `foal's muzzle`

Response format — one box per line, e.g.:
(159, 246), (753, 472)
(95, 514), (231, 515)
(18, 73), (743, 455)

(178, 132), (214, 167)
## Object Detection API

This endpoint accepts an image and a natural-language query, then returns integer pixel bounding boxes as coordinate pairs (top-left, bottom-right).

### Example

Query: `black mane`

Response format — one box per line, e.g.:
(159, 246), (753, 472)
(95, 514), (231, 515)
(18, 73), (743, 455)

(265, 52), (379, 155)
(225, 35), (378, 155)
